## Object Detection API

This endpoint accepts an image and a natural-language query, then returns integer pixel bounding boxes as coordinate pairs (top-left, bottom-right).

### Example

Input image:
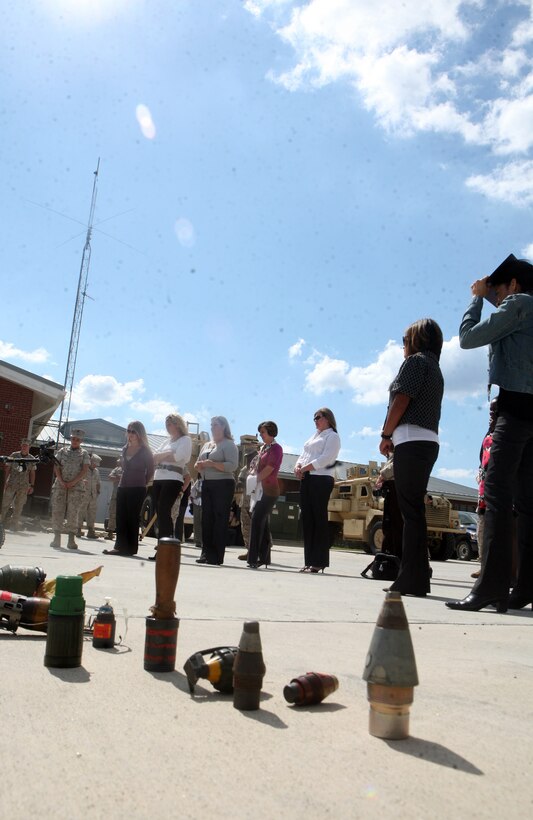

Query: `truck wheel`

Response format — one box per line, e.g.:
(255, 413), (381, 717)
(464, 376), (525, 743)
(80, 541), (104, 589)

(368, 521), (384, 555)
(430, 533), (455, 561)
(140, 495), (158, 539)
(455, 538), (474, 561)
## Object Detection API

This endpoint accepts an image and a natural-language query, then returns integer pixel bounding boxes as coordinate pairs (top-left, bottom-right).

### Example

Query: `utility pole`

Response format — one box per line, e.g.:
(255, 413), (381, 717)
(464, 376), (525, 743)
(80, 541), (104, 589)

(56, 159), (100, 444)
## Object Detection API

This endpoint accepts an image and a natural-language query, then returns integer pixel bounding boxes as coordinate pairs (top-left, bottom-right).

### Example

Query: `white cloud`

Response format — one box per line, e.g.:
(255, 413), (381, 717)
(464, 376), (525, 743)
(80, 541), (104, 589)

(483, 94), (533, 155)
(465, 159), (533, 207)
(70, 375), (145, 413)
(440, 336), (487, 399)
(304, 339), (403, 405)
(522, 242), (533, 259)
(300, 334), (487, 406)
(130, 398), (178, 422)
(288, 338), (306, 358)
(245, 0), (533, 204)
(351, 426), (381, 437)
(0, 340), (51, 364)
(437, 467), (476, 481)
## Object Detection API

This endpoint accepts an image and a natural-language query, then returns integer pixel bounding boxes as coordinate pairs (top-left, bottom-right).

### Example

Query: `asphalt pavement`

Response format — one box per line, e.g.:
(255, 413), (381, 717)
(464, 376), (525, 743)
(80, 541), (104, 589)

(1, 527), (532, 819)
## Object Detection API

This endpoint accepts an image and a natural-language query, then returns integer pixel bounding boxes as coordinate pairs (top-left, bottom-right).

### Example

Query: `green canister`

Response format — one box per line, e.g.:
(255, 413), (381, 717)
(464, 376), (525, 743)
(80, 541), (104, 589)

(44, 575), (85, 668)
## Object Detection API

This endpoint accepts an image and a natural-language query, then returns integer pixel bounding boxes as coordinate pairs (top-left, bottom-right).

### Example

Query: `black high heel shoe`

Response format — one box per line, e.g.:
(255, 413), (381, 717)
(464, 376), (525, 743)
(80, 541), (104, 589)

(309, 567), (325, 574)
(508, 592), (533, 610)
(446, 593), (508, 613)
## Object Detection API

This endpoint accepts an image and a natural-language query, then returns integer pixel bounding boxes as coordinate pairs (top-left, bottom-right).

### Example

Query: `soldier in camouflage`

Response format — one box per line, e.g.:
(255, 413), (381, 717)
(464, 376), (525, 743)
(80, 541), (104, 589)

(1, 438), (37, 531)
(50, 428), (90, 550)
(77, 453), (101, 538)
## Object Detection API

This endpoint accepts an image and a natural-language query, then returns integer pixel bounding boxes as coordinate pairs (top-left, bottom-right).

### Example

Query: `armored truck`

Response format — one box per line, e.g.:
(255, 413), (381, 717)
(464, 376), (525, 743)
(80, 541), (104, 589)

(327, 462), (471, 561)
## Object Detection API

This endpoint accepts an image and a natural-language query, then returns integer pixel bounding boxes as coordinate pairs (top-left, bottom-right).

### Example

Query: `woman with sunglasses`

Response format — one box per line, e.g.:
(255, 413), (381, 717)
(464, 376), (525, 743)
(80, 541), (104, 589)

(104, 420), (154, 556)
(295, 408), (341, 573)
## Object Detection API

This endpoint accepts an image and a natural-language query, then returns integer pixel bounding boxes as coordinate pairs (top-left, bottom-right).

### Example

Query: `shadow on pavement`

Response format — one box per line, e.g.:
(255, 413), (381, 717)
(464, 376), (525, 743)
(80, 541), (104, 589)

(46, 665), (91, 683)
(385, 736), (483, 775)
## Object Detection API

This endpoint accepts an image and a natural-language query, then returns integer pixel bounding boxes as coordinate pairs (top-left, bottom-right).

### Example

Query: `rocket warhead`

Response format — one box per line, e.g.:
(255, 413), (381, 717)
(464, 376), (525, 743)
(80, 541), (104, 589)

(363, 591), (418, 740)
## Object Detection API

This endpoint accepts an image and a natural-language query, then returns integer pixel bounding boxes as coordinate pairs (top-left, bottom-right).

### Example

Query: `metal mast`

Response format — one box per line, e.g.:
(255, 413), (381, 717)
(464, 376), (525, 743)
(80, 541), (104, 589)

(56, 159), (100, 444)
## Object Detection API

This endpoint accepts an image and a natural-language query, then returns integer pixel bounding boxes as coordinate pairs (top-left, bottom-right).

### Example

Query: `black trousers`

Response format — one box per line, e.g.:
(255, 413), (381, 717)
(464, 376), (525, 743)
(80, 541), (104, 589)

(392, 441), (439, 595)
(381, 480), (404, 559)
(152, 479), (182, 539)
(174, 485), (191, 540)
(201, 479), (235, 564)
(473, 411), (533, 599)
(115, 486), (146, 554)
(248, 494), (277, 564)
(299, 474), (334, 568)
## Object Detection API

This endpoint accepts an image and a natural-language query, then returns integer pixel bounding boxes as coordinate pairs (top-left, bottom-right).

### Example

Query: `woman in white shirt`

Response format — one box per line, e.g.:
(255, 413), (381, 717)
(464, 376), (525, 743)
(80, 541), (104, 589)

(295, 408), (341, 573)
(152, 413), (192, 541)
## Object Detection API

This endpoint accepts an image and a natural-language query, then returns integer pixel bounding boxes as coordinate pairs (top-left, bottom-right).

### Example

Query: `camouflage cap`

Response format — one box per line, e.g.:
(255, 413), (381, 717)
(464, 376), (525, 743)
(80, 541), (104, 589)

(70, 428), (86, 439)
(90, 453), (102, 463)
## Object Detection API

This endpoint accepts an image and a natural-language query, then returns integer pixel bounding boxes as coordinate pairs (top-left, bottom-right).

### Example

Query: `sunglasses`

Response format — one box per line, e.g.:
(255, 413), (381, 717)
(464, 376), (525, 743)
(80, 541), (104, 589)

(127, 429), (138, 434)
(314, 414), (324, 422)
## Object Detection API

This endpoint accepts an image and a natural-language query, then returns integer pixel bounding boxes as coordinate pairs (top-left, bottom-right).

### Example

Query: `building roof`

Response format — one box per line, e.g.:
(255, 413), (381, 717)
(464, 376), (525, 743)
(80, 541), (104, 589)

(0, 358), (65, 440)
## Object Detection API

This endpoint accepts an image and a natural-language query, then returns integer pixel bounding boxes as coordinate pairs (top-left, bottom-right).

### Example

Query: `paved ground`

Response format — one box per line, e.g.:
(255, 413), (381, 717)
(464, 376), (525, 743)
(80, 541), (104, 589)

(1, 527), (532, 819)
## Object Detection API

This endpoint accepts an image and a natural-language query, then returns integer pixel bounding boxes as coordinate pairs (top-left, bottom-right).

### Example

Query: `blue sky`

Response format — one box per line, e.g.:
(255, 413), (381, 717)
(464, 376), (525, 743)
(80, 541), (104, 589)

(1, 0), (532, 485)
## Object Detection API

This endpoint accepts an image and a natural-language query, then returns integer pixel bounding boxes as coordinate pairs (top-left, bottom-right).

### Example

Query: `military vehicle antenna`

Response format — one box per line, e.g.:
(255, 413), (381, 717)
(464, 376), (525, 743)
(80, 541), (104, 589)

(56, 159), (100, 444)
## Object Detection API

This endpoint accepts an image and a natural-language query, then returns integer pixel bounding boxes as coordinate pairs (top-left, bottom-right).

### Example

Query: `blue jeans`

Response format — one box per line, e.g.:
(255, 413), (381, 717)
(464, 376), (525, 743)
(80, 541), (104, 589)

(473, 411), (533, 598)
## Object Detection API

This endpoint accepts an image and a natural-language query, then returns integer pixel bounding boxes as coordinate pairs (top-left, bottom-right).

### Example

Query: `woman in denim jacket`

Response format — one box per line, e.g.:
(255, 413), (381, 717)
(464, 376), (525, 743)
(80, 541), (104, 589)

(447, 254), (533, 612)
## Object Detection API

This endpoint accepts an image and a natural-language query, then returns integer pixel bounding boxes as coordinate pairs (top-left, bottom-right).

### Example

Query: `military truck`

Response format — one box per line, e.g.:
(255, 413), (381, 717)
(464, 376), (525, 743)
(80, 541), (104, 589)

(327, 462), (471, 561)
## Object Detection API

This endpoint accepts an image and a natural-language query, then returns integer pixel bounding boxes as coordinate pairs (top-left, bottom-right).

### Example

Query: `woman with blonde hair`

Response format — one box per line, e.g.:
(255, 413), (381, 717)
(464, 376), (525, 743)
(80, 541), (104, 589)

(104, 420), (154, 556)
(295, 407), (341, 573)
(195, 415), (239, 565)
(151, 413), (192, 544)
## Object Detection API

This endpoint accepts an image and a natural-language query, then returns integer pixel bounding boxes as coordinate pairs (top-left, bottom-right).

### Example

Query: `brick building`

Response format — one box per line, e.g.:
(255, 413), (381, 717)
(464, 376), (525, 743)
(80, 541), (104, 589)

(0, 359), (65, 510)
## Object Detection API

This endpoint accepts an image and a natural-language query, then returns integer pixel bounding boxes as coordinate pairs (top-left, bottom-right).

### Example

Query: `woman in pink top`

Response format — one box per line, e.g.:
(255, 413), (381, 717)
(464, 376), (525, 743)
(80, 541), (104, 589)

(247, 421), (283, 569)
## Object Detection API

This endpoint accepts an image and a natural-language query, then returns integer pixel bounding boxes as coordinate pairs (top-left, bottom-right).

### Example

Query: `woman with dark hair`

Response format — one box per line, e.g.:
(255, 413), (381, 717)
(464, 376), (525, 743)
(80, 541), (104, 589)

(195, 415), (239, 565)
(247, 421), (283, 569)
(295, 407), (341, 573)
(379, 318), (444, 596)
(104, 420), (154, 556)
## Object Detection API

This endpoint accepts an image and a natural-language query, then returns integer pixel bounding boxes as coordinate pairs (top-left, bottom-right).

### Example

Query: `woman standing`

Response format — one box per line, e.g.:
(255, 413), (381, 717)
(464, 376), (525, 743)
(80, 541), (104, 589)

(295, 408), (341, 573)
(379, 318), (444, 597)
(152, 414), (192, 540)
(248, 421), (283, 569)
(195, 416), (239, 565)
(105, 421), (154, 556)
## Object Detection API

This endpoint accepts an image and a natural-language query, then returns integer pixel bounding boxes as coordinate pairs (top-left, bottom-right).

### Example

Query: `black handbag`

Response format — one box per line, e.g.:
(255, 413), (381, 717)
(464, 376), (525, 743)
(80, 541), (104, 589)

(361, 552), (400, 582)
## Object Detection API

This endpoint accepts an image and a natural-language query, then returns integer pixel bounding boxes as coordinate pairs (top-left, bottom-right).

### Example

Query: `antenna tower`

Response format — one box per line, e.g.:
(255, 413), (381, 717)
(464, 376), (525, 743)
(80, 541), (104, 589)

(56, 159), (100, 443)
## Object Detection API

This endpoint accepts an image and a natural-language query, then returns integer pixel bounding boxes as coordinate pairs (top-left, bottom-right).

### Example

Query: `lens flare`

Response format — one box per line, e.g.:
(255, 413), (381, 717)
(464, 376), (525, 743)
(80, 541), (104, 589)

(174, 218), (196, 248)
(135, 104), (156, 139)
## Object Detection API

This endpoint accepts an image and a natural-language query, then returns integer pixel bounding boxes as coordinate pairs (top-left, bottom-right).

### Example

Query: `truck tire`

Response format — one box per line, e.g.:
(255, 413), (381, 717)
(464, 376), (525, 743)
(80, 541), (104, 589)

(140, 495), (158, 539)
(368, 521), (384, 555)
(430, 533), (455, 561)
(455, 538), (474, 561)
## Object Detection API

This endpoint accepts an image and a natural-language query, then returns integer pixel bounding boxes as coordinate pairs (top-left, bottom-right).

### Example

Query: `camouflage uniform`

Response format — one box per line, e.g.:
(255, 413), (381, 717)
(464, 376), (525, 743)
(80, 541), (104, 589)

(78, 463), (101, 535)
(51, 445), (90, 535)
(1, 451), (37, 529)
(106, 465), (122, 536)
